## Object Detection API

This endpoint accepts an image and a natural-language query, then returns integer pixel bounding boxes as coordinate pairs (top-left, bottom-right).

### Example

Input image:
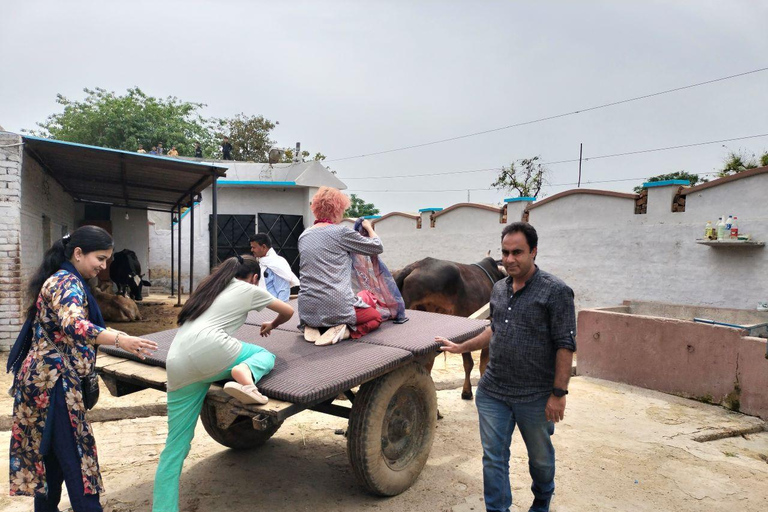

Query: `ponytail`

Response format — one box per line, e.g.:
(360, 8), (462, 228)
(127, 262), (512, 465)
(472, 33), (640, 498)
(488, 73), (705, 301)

(26, 225), (113, 316)
(177, 255), (260, 325)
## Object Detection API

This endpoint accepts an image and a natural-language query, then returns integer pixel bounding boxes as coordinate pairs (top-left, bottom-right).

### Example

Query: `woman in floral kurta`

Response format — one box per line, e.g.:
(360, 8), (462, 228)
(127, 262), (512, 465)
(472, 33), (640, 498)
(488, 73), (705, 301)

(8, 226), (158, 512)
(9, 270), (105, 497)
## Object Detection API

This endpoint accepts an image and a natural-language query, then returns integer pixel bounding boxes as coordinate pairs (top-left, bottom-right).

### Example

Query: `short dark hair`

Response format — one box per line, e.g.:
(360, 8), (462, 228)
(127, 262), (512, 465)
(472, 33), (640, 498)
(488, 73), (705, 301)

(249, 233), (272, 248)
(501, 222), (538, 251)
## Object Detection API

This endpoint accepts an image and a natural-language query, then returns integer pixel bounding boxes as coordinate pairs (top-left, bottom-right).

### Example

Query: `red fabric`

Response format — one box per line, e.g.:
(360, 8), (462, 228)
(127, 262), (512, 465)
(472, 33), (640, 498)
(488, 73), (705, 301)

(351, 291), (382, 339)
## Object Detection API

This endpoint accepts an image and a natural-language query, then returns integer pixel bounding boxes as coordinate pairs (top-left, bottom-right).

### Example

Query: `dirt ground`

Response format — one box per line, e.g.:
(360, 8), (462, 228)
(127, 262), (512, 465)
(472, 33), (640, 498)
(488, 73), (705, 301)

(106, 294), (185, 336)
(1, 299), (767, 511)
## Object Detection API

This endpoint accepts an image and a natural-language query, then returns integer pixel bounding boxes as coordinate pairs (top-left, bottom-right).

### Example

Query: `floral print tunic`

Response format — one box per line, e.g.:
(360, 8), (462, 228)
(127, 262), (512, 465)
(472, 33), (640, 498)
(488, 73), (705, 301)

(9, 270), (105, 497)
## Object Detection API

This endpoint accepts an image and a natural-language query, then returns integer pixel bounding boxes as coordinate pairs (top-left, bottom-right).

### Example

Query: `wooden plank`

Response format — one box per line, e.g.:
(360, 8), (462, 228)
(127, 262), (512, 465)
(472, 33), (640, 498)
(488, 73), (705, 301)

(99, 359), (168, 391)
(207, 385), (299, 419)
(469, 302), (491, 320)
(95, 353), (132, 370)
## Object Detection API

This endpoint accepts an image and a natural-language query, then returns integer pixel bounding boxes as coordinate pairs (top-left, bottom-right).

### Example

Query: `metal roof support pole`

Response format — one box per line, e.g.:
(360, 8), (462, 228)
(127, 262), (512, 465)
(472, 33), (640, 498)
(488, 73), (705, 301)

(211, 176), (218, 269)
(189, 196), (195, 296)
(176, 204), (182, 307)
(169, 206), (176, 298)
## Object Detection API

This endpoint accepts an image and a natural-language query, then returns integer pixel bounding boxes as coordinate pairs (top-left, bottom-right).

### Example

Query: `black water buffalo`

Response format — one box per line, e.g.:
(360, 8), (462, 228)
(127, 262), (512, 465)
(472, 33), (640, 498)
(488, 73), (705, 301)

(394, 256), (505, 400)
(110, 249), (151, 301)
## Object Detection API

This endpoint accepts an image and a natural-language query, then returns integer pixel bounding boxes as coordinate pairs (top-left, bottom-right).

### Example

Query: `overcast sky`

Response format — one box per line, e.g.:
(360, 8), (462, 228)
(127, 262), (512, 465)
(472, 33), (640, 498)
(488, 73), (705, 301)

(2, 1), (767, 214)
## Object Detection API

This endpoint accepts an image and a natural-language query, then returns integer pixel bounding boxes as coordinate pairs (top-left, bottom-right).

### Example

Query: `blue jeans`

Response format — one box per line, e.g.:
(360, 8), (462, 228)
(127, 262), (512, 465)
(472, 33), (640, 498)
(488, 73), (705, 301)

(475, 386), (555, 512)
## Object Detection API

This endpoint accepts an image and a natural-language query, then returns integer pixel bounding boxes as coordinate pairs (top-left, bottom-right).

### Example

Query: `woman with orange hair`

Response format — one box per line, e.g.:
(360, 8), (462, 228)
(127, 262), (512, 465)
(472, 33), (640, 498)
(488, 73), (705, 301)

(298, 186), (384, 345)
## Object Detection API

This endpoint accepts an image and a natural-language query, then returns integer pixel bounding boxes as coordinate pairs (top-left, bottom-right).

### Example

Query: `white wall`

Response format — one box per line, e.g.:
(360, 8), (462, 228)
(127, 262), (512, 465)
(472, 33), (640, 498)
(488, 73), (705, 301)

(148, 185), (310, 291)
(362, 173), (768, 311)
(528, 178), (768, 310)
(110, 207), (149, 274)
(372, 205), (508, 270)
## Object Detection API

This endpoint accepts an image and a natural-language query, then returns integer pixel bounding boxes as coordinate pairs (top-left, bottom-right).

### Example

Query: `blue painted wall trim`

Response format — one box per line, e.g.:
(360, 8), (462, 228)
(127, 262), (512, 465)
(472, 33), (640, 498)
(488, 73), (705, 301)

(418, 207), (443, 212)
(172, 202), (199, 226)
(504, 197), (537, 203)
(642, 179), (690, 188)
(218, 180), (297, 187)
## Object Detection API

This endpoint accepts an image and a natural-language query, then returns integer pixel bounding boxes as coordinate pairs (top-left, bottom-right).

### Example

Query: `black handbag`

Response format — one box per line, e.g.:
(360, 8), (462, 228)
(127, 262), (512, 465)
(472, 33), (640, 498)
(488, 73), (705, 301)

(42, 329), (100, 410)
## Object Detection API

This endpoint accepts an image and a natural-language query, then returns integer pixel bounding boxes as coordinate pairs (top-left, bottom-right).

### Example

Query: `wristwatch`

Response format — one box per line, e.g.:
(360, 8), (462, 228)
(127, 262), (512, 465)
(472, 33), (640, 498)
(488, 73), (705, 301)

(552, 387), (568, 397)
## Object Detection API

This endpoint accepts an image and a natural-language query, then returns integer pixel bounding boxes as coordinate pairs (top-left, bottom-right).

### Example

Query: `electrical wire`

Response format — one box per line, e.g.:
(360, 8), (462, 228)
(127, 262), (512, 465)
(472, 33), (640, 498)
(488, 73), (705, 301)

(345, 171), (724, 194)
(327, 66), (768, 163)
(337, 132), (768, 181)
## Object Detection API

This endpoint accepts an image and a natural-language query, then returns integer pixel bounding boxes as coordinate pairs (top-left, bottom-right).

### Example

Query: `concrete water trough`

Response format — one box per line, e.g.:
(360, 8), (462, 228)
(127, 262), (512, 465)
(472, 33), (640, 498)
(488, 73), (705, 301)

(577, 300), (768, 420)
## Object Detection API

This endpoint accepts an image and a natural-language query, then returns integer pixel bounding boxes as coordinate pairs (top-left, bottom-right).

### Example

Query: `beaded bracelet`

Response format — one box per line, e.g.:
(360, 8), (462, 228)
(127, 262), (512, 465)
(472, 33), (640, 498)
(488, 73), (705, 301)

(115, 332), (121, 349)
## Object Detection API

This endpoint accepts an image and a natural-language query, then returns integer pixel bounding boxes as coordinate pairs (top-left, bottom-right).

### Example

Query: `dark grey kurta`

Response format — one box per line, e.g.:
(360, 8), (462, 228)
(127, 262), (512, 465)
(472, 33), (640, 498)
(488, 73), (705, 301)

(297, 224), (383, 328)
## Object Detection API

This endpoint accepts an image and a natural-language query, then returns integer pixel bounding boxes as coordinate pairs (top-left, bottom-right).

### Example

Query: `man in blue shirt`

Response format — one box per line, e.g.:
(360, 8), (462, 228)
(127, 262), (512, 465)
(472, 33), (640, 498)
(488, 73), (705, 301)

(249, 234), (300, 301)
(439, 222), (576, 512)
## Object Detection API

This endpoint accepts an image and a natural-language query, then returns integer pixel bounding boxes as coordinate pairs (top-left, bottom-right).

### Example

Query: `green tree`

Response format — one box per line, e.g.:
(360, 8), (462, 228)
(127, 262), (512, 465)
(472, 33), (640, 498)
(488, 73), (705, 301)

(761, 152), (768, 167)
(279, 148), (335, 173)
(633, 171), (707, 194)
(214, 114), (276, 162)
(280, 148), (327, 163)
(27, 87), (217, 156)
(345, 194), (380, 218)
(491, 156), (548, 198)
(718, 149), (759, 177)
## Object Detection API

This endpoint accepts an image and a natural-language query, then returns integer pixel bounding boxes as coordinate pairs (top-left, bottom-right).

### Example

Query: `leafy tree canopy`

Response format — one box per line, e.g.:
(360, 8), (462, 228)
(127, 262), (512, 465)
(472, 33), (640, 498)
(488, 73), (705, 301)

(491, 156), (548, 198)
(213, 113), (276, 162)
(26, 87), (331, 164)
(718, 149), (762, 178)
(27, 87), (217, 157)
(345, 194), (380, 218)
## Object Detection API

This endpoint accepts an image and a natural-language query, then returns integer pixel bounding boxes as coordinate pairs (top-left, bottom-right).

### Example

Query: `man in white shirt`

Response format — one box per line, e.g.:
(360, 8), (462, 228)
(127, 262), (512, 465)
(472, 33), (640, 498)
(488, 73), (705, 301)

(249, 233), (300, 300)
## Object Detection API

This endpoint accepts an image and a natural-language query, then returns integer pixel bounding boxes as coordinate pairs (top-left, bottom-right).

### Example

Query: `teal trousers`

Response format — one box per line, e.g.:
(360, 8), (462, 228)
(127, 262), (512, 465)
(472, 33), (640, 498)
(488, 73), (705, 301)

(152, 342), (275, 512)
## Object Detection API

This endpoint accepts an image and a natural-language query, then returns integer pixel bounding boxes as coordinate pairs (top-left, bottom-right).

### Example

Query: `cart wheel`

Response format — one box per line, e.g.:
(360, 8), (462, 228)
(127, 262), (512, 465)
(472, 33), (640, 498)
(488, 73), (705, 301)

(347, 363), (437, 496)
(200, 396), (282, 450)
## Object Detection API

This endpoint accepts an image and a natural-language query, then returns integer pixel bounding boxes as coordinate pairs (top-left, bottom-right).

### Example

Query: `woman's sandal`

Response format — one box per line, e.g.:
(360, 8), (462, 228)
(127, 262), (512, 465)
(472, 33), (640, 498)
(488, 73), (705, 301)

(315, 324), (346, 346)
(303, 326), (321, 343)
(223, 382), (269, 405)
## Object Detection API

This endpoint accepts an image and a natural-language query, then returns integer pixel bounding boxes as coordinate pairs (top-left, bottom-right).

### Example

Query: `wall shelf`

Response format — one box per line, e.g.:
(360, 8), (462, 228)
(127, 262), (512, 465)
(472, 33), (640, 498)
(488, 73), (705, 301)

(696, 239), (765, 248)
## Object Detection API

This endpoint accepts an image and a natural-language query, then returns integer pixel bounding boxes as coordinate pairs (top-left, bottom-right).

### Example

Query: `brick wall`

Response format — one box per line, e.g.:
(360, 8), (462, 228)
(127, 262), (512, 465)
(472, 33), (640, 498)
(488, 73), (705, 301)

(20, 155), (77, 291)
(0, 133), (24, 350)
(0, 135), (77, 350)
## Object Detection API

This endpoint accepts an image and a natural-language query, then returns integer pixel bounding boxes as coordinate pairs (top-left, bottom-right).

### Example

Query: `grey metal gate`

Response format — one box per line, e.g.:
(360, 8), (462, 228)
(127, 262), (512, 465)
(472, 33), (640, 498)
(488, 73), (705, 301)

(257, 213), (304, 277)
(210, 214), (255, 268)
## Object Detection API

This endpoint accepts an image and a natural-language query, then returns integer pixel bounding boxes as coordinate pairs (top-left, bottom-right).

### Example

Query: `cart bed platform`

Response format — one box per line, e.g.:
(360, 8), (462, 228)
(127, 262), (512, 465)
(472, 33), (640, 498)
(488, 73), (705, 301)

(99, 301), (488, 405)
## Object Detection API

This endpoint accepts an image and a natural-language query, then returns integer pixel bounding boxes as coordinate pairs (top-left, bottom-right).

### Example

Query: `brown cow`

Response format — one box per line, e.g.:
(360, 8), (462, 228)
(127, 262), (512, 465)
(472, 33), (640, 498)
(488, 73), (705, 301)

(394, 255), (505, 400)
(88, 279), (143, 322)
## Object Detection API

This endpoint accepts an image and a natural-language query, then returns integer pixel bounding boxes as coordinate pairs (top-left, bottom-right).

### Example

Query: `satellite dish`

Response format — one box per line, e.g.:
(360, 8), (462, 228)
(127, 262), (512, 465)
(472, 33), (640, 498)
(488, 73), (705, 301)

(268, 147), (284, 165)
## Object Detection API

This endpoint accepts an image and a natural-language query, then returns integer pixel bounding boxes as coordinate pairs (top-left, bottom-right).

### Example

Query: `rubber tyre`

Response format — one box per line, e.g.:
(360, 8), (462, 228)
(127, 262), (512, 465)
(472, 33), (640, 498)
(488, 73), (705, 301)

(199, 396), (282, 450)
(347, 363), (438, 496)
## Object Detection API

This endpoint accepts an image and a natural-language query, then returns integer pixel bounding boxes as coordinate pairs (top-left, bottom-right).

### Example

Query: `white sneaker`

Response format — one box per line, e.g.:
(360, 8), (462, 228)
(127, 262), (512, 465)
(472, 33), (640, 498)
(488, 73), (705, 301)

(223, 382), (268, 405)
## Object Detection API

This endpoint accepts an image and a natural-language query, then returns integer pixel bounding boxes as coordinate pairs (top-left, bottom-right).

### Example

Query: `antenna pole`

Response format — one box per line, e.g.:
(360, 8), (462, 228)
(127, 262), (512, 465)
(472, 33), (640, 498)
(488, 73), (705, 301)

(577, 143), (583, 188)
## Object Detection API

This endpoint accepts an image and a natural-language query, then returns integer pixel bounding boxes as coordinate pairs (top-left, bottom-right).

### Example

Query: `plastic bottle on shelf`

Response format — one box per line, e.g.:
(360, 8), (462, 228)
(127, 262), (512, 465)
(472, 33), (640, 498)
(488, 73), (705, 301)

(730, 217), (739, 239)
(716, 217), (725, 240)
(704, 220), (713, 240)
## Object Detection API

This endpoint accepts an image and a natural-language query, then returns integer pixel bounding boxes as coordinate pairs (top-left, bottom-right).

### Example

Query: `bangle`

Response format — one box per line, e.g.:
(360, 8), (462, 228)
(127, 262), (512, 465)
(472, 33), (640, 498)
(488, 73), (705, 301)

(115, 332), (121, 349)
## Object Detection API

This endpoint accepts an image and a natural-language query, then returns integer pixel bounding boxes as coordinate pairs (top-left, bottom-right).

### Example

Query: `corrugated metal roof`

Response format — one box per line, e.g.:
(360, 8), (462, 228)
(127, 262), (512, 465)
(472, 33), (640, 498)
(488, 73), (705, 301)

(22, 136), (227, 211)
